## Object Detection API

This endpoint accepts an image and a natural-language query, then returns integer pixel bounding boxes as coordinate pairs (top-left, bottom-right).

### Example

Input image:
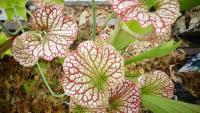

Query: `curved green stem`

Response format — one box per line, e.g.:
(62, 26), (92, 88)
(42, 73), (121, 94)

(26, 10), (35, 19)
(11, 3), (25, 33)
(36, 62), (65, 98)
(11, 3), (65, 98)
(91, 0), (96, 40)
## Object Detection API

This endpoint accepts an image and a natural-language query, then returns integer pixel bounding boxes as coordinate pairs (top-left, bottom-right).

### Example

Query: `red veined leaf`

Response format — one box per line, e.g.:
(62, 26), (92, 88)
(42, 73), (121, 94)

(138, 70), (174, 98)
(62, 40), (125, 107)
(95, 34), (110, 46)
(32, 0), (50, 6)
(12, 32), (38, 67)
(110, 0), (181, 34)
(69, 79), (141, 113)
(30, 5), (77, 38)
(69, 97), (107, 113)
(31, 5), (77, 59)
(110, 0), (140, 15)
(12, 5), (77, 67)
(108, 79), (141, 113)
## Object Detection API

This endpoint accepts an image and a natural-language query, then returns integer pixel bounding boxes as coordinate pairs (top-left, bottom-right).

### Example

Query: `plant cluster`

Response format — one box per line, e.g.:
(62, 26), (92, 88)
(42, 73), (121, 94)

(0, 0), (200, 113)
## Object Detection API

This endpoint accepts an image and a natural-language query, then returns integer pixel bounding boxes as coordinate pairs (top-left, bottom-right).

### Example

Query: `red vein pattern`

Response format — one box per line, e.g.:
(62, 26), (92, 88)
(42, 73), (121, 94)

(138, 70), (174, 98)
(31, 5), (77, 60)
(62, 41), (124, 108)
(69, 97), (107, 113)
(108, 79), (140, 113)
(32, 0), (48, 6)
(12, 5), (77, 67)
(12, 32), (39, 67)
(95, 34), (110, 46)
(110, 0), (180, 34)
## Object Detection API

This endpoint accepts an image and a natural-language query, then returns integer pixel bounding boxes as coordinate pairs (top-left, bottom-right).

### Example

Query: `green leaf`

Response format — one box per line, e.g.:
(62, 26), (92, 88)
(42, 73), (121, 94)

(0, 0), (27, 20)
(0, 32), (8, 45)
(121, 20), (153, 37)
(140, 0), (157, 9)
(5, 7), (27, 20)
(125, 40), (182, 65)
(51, 0), (64, 4)
(142, 94), (200, 113)
(110, 30), (136, 50)
(1, 49), (12, 59)
(179, 0), (200, 11)
(110, 20), (153, 51)
(125, 72), (141, 83)
(0, 32), (12, 59)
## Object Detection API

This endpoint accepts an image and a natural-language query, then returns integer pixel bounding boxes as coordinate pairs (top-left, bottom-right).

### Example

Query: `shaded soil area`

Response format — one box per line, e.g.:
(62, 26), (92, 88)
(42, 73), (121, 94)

(0, 57), (69, 113)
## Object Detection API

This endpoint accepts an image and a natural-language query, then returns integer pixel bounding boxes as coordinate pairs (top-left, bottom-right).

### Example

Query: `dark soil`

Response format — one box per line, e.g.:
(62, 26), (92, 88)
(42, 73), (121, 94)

(0, 57), (69, 113)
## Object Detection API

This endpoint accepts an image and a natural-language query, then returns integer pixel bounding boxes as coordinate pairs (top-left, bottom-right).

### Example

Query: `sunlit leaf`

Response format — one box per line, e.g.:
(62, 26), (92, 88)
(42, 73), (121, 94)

(1, 49), (12, 59)
(30, 5), (77, 59)
(51, 0), (64, 4)
(142, 94), (200, 113)
(121, 20), (153, 38)
(110, 0), (140, 15)
(110, 30), (136, 50)
(13, 5), (77, 67)
(125, 72), (141, 83)
(139, 70), (174, 98)
(108, 79), (140, 113)
(0, 0), (27, 20)
(12, 32), (39, 67)
(110, 0), (181, 34)
(69, 79), (141, 113)
(125, 40), (181, 65)
(95, 34), (110, 46)
(62, 40), (125, 107)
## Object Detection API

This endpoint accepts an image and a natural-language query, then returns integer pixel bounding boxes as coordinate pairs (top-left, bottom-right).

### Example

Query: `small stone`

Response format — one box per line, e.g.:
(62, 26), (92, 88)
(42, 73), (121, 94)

(79, 10), (89, 25)
(0, 8), (7, 20)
